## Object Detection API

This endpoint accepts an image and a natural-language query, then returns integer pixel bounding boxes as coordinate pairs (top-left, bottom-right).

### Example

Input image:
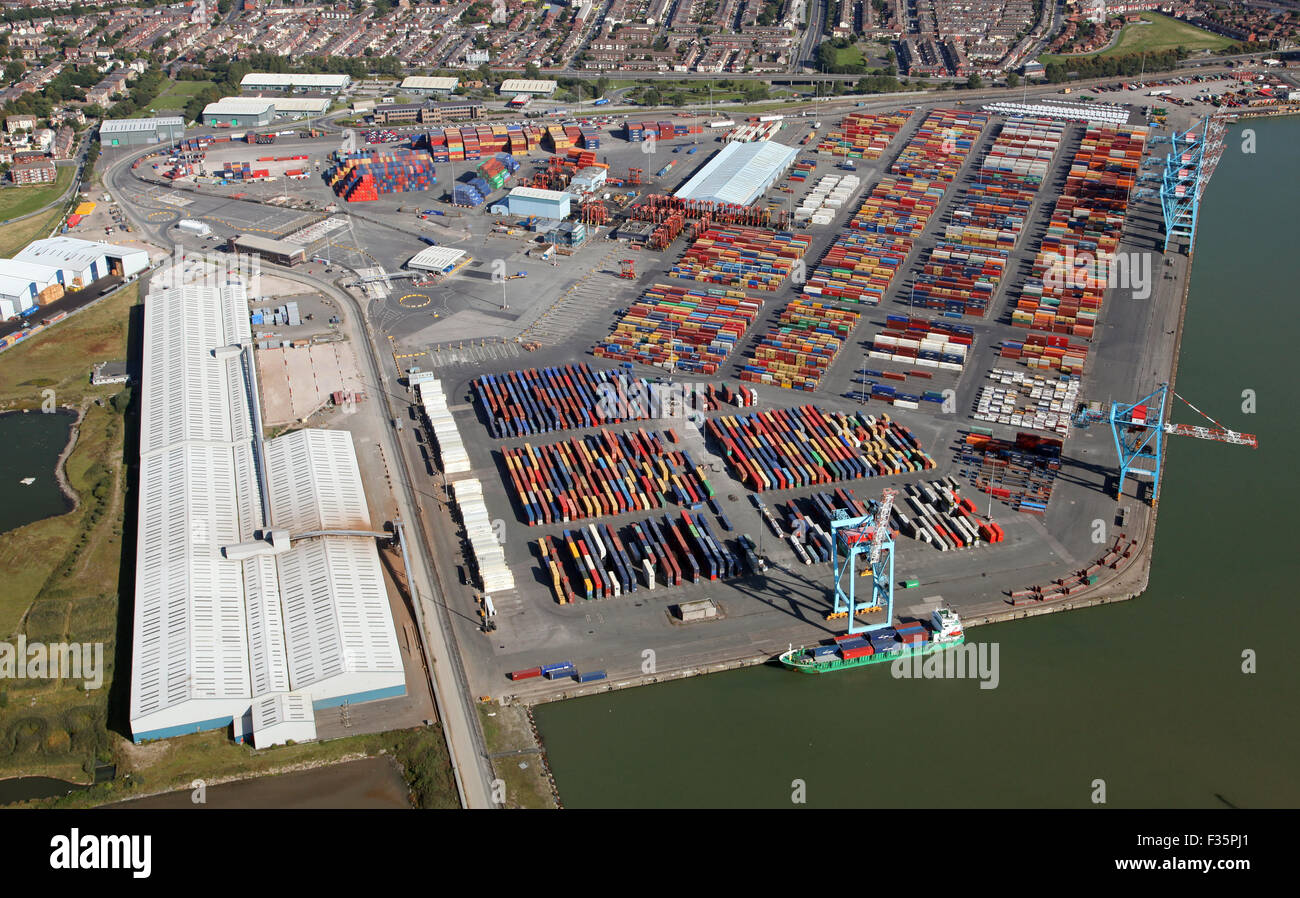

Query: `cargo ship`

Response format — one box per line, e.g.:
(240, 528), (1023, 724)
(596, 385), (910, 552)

(779, 607), (964, 674)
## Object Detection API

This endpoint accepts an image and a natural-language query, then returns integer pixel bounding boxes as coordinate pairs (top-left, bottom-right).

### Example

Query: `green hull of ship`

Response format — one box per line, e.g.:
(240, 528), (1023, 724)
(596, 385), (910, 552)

(779, 635), (966, 673)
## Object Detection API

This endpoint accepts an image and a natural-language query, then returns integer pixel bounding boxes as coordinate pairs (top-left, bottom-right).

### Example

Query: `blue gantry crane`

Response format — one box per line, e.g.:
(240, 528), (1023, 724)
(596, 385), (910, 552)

(1154, 111), (1227, 253)
(829, 488), (897, 635)
(1071, 383), (1257, 504)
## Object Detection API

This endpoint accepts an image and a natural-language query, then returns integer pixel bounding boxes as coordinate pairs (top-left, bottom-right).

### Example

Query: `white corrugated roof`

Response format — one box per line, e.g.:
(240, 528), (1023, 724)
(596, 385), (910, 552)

(100, 116), (183, 134)
(17, 235), (148, 270)
(408, 245), (468, 272)
(265, 97), (331, 113)
(204, 98), (276, 116)
(507, 186), (571, 203)
(0, 258), (63, 286)
(401, 76), (459, 90)
(674, 140), (799, 207)
(499, 78), (557, 94)
(129, 283), (404, 742)
(15, 236), (108, 272)
(240, 72), (350, 89)
(265, 430), (373, 533)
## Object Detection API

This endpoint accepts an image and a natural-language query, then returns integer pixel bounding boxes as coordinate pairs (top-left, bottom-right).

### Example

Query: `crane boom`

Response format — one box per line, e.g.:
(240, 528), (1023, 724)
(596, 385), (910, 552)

(1163, 423), (1257, 447)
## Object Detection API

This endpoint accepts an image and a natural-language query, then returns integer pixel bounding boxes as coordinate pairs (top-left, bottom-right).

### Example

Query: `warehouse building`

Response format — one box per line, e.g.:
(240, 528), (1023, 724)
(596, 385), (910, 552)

(0, 277), (36, 320)
(100, 116), (185, 147)
(400, 76), (459, 95)
(262, 96), (332, 118)
(14, 239), (106, 287)
(674, 140), (800, 207)
(0, 259), (65, 308)
(496, 185), (572, 219)
(239, 73), (351, 94)
(202, 97), (277, 128)
(17, 236), (150, 283)
(129, 283), (405, 745)
(570, 165), (608, 194)
(499, 78), (557, 96)
(227, 234), (307, 267)
(407, 245), (469, 275)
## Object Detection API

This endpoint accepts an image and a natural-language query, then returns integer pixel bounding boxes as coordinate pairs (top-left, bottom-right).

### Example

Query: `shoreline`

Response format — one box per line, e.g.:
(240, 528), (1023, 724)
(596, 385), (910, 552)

(0, 406), (81, 532)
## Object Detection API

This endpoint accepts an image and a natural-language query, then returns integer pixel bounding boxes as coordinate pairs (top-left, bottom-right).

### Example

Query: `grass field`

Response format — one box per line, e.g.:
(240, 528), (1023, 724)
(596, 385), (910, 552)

(0, 282), (138, 410)
(141, 79), (214, 116)
(479, 701), (556, 809)
(1040, 13), (1234, 65)
(0, 167), (74, 223)
(0, 204), (64, 259)
(0, 283), (139, 781)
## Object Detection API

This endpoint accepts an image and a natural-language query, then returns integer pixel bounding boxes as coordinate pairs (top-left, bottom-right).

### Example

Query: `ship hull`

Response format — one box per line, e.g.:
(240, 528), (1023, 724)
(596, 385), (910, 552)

(779, 635), (966, 673)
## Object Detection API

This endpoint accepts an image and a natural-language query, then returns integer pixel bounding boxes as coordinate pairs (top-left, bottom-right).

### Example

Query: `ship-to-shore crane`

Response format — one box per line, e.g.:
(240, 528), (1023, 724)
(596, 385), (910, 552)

(1071, 383), (1257, 504)
(830, 488), (897, 635)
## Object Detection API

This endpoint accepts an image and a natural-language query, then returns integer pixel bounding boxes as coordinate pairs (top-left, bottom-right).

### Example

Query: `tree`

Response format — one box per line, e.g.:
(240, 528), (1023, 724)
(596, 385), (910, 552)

(967, 73), (982, 89)
(1005, 71), (1019, 88)
(524, 62), (541, 80)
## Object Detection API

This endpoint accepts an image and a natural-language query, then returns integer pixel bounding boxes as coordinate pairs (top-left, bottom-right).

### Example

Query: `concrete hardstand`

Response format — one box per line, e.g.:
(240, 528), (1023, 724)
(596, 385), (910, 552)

(405, 116), (1193, 708)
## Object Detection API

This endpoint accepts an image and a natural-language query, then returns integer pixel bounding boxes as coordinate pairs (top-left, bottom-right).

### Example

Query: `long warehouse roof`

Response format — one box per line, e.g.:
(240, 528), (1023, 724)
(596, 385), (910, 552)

(100, 116), (184, 134)
(204, 98), (277, 116)
(674, 140), (800, 207)
(401, 76), (459, 90)
(129, 283), (403, 744)
(499, 78), (557, 94)
(240, 73), (350, 89)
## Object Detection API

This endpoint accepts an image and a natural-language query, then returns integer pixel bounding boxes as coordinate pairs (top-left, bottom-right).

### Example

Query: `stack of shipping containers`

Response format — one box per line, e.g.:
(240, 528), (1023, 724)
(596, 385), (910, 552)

(326, 148), (437, 201)
(1015, 123), (1148, 338)
(594, 283), (764, 374)
(815, 110), (913, 159)
(670, 227), (811, 291)
(705, 406), (936, 492)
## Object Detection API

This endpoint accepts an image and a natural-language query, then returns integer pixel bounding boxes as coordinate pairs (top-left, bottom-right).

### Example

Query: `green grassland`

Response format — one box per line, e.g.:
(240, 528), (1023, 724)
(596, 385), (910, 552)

(142, 79), (215, 116)
(0, 167), (75, 223)
(1040, 13), (1234, 65)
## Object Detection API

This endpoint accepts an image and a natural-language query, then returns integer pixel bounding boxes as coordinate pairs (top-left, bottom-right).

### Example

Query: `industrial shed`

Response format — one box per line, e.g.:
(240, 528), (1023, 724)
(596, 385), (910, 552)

(674, 140), (800, 207)
(497, 186), (572, 219)
(0, 275), (39, 319)
(100, 116), (185, 147)
(264, 96), (332, 117)
(499, 78), (557, 96)
(203, 97), (276, 128)
(17, 236), (149, 282)
(400, 76), (459, 94)
(227, 234), (307, 267)
(129, 284), (405, 745)
(407, 245), (469, 274)
(14, 238), (107, 287)
(240, 73), (351, 94)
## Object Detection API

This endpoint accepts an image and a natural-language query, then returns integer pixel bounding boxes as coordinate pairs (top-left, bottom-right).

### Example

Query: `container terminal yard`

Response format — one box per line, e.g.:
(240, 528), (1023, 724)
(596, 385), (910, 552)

(95, 73), (1273, 805)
